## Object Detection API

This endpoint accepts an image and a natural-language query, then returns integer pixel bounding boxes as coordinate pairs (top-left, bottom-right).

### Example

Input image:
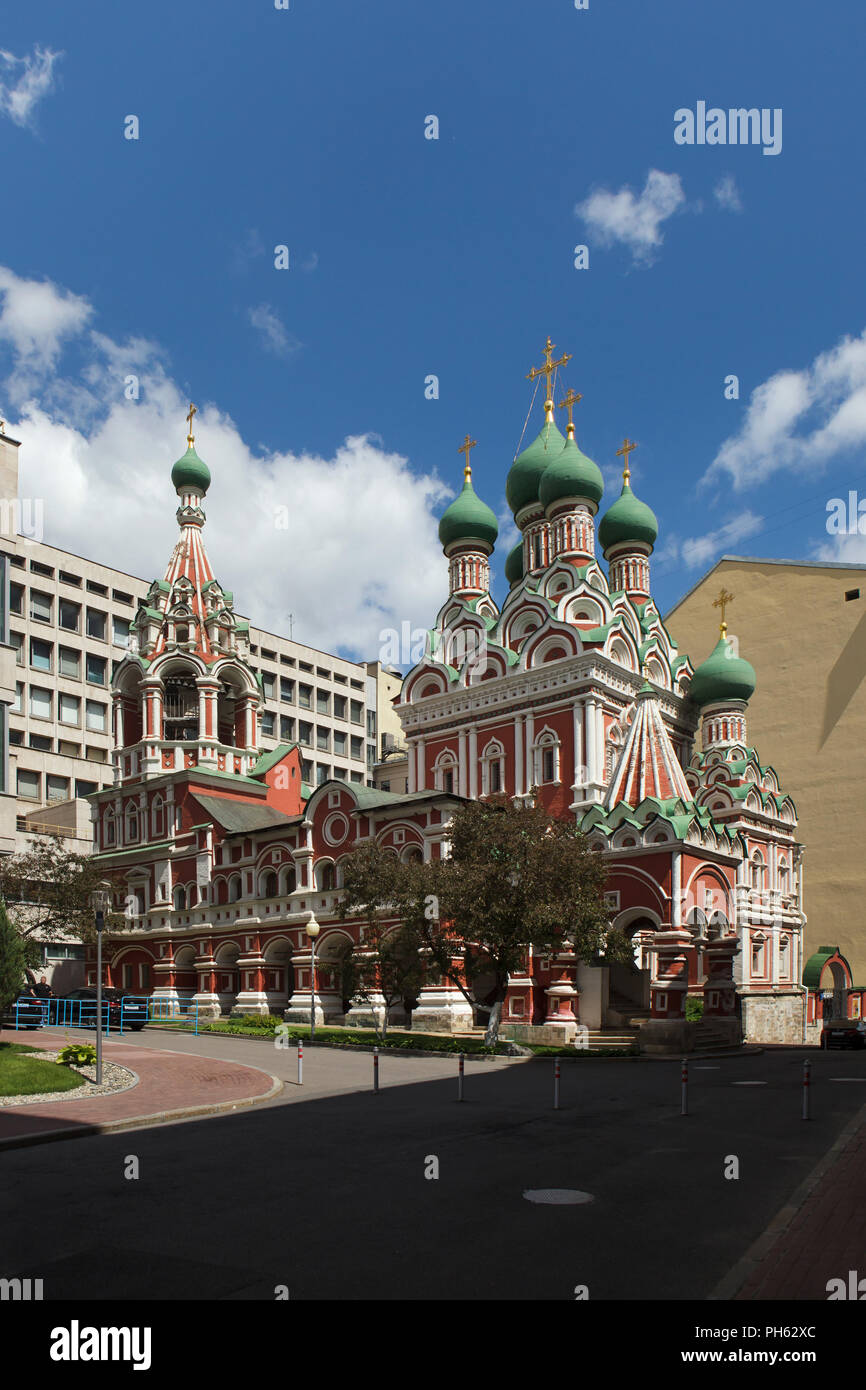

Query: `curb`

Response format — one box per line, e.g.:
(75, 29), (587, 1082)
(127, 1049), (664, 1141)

(0, 1072), (284, 1151)
(708, 1097), (866, 1300)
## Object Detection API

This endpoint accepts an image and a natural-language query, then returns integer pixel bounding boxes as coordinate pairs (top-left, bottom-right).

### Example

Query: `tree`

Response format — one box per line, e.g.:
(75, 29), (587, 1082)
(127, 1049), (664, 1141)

(338, 797), (632, 1046)
(423, 795), (629, 1044)
(339, 844), (427, 1038)
(0, 836), (129, 963)
(0, 898), (29, 1011)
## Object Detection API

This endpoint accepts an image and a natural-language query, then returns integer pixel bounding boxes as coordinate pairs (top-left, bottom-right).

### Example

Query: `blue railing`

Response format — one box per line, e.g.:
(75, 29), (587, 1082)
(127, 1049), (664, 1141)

(7, 995), (199, 1036)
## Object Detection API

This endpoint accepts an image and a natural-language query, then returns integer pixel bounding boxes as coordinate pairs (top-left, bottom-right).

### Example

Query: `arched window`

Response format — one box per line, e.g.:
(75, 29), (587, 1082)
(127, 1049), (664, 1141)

(228, 875), (242, 903)
(778, 858), (790, 895)
(481, 740), (505, 796)
(750, 851), (765, 891)
(280, 865), (297, 895)
(172, 885), (186, 911)
(151, 795), (165, 839)
(261, 870), (278, 899)
(188, 884), (199, 908)
(125, 803), (139, 843)
(104, 810), (116, 848)
(434, 752), (458, 795)
(316, 862), (336, 892)
(533, 731), (560, 785)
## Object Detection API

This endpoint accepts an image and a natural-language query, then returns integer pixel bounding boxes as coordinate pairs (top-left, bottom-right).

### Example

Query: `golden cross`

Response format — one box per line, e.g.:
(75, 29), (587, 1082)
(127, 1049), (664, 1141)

(713, 586), (734, 637)
(186, 402), (197, 446)
(527, 337), (573, 420)
(616, 436), (637, 482)
(458, 433), (477, 481)
(558, 387), (583, 438)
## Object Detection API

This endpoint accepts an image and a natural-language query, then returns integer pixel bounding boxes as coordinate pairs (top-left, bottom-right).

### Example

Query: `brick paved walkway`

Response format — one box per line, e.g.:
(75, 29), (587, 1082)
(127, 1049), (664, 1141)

(722, 1103), (866, 1300)
(0, 1028), (280, 1146)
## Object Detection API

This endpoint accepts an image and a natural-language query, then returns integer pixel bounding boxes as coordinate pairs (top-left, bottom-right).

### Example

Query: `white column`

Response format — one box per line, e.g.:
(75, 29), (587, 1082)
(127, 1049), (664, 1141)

(671, 850), (682, 928)
(417, 736), (426, 792)
(596, 703), (606, 785)
(408, 737), (417, 792)
(458, 730), (468, 798)
(572, 699), (584, 790)
(514, 714), (524, 797)
(525, 711), (535, 789)
(584, 699), (597, 784)
(468, 725), (478, 799)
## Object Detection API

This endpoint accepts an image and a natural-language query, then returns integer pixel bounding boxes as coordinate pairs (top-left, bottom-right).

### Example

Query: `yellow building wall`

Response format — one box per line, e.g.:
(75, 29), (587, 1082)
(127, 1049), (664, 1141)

(666, 558), (866, 988)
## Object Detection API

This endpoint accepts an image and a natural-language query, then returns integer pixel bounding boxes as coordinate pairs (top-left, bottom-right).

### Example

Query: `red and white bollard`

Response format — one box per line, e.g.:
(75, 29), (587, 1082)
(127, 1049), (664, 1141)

(373, 1046), (379, 1093)
(297, 1040), (303, 1086)
(554, 1058), (561, 1111)
(681, 1057), (688, 1116)
(802, 1058), (811, 1121)
(458, 1052), (464, 1103)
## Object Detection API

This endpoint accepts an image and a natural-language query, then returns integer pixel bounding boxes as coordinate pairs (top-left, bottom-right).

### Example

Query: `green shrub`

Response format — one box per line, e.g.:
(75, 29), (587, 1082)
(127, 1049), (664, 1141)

(685, 996), (704, 1022)
(57, 1042), (98, 1068)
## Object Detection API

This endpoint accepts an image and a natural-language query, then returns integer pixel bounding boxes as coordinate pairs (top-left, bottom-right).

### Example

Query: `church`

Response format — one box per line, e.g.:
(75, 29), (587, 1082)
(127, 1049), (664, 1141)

(89, 343), (807, 1046)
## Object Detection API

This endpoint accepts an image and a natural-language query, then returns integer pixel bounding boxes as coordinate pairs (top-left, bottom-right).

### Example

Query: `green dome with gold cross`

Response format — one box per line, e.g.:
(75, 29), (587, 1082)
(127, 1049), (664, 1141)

(438, 435), (498, 550)
(171, 404), (211, 494)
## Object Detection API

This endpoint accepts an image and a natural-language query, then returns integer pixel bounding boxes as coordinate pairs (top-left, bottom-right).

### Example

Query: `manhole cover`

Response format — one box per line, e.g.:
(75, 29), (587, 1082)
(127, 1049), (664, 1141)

(523, 1189), (594, 1205)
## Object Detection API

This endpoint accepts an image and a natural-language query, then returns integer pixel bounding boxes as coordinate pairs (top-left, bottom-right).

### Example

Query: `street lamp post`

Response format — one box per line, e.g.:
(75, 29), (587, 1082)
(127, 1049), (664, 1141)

(91, 882), (112, 1085)
(307, 911), (320, 1040)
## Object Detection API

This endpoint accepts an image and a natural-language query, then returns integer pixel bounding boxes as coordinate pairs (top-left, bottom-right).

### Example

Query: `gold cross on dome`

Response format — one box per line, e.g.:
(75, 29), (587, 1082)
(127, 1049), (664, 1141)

(616, 436), (637, 482)
(558, 387), (583, 438)
(527, 337), (573, 421)
(458, 433), (477, 481)
(713, 586), (734, 637)
(186, 402), (197, 447)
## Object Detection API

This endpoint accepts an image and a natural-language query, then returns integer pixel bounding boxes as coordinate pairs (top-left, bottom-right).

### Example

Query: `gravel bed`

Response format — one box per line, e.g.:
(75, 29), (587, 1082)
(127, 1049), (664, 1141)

(0, 1052), (138, 1107)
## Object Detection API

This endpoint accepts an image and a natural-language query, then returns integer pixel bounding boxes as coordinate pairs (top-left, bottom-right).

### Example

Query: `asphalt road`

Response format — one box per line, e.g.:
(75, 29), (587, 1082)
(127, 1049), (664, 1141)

(2, 1033), (865, 1301)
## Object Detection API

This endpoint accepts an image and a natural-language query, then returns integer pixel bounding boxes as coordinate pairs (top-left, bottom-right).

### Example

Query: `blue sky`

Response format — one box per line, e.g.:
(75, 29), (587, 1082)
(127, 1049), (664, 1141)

(1, 0), (864, 662)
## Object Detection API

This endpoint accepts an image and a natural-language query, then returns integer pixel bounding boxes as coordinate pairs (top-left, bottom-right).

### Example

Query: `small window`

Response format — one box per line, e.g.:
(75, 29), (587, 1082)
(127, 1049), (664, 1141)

(75, 779), (98, 797)
(30, 637), (52, 672)
(17, 769), (41, 799)
(261, 711), (275, 737)
(298, 683), (312, 709)
(112, 589), (133, 605)
(844, 588), (861, 601)
(59, 647), (81, 678)
(280, 677), (294, 703)
(350, 700), (363, 724)
(47, 775), (69, 802)
(30, 590), (52, 623)
(59, 599), (81, 632)
(86, 580), (108, 596)
(85, 699), (107, 733)
(9, 583), (23, 614)
(112, 616), (131, 647)
(261, 673), (276, 699)
(29, 560), (53, 577)
(59, 570), (81, 586)
(542, 748), (555, 782)
(350, 735), (363, 760)
(29, 686), (52, 719)
(333, 694), (347, 719)
(86, 653), (107, 684)
(12, 681), (22, 713)
(29, 733), (52, 751)
(316, 690), (330, 715)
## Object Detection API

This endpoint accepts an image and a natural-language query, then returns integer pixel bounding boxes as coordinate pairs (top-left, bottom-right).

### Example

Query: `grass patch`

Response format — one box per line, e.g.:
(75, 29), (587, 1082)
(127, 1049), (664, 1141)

(0, 1049), (87, 1098)
(152, 1018), (640, 1058)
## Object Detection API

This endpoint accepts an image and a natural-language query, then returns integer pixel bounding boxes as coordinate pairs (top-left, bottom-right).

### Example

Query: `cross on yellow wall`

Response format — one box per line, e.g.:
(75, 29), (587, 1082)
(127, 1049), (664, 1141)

(713, 587), (734, 637)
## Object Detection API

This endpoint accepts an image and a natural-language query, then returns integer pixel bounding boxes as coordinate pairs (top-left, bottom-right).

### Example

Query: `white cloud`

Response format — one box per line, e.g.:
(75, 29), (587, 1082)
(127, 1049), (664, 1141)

(0, 266), (93, 403)
(576, 170), (686, 265)
(248, 303), (299, 358)
(706, 330), (866, 490)
(0, 264), (453, 661)
(0, 45), (61, 128)
(713, 174), (742, 212)
(813, 532), (866, 565)
(659, 512), (764, 572)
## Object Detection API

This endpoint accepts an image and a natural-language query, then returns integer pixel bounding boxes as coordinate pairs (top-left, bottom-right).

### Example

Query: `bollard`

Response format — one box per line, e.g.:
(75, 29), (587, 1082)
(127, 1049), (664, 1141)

(554, 1058), (561, 1111)
(373, 1046), (379, 1093)
(681, 1057), (688, 1116)
(297, 1039), (303, 1086)
(458, 1052), (464, 1103)
(802, 1058), (811, 1121)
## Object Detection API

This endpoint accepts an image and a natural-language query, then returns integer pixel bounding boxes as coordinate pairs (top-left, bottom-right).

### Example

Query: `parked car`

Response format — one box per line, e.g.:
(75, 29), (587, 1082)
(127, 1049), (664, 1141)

(0, 994), (47, 1029)
(820, 1019), (866, 1050)
(57, 988), (148, 1031)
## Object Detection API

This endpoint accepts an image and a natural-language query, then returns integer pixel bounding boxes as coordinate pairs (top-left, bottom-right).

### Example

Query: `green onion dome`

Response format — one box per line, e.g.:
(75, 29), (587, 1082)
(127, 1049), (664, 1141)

(688, 635), (757, 707)
(504, 540), (524, 585)
(171, 444), (211, 495)
(598, 481), (658, 554)
(438, 473), (499, 550)
(506, 422), (566, 516)
(539, 436), (604, 511)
